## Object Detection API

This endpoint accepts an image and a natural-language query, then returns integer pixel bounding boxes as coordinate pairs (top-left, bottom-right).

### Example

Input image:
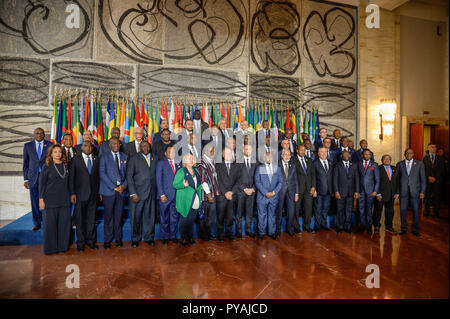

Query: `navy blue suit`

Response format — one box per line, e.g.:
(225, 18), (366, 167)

(314, 159), (334, 229)
(99, 151), (128, 243)
(396, 159), (426, 232)
(156, 158), (181, 240)
(357, 160), (380, 229)
(254, 164), (283, 236)
(333, 161), (359, 231)
(351, 148), (374, 163)
(334, 147), (355, 163)
(277, 161), (299, 234)
(22, 139), (53, 226)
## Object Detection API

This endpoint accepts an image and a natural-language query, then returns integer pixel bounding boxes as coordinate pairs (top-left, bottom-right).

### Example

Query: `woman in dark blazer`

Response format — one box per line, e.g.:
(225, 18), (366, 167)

(173, 153), (202, 247)
(39, 144), (72, 254)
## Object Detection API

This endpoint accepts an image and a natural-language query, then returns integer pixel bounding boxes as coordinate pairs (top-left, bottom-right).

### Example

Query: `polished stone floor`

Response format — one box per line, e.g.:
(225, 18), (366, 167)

(0, 206), (448, 299)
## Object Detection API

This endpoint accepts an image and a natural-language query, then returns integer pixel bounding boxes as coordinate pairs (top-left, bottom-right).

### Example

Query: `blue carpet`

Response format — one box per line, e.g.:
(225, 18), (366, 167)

(0, 206), (353, 245)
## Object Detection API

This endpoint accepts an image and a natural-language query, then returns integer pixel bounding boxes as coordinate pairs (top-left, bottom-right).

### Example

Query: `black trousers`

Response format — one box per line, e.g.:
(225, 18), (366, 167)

(295, 192), (313, 231)
(336, 196), (353, 231)
(179, 208), (198, 240)
(102, 192), (124, 243)
(237, 193), (255, 235)
(373, 197), (395, 229)
(74, 198), (97, 245)
(129, 196), (156, 242)
(216, 194), (238, 237)
(42, 206), (71, 254)
(425, 181), (441, 215)
(199, 200), (216, 238)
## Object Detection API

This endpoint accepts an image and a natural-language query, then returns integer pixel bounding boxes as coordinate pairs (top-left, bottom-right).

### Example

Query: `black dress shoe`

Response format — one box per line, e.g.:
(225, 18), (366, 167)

(344, 229), (352, 234)
(386, 227), (397, 234)
(103, 242), (111, 249)
(323, 227), (331, 231)
(367, 228), (373, 235)
(171, 238), (179, 244)
(258, 235), (264, 240)
(247, 232), (256, 238)
(87, 243), (98, 250)
(356, 227), (364, 233)
(208, 235), (216, 241)
(31, 224), (41, 231)
(412, 231), (420, 237)
(189, 238), (196, 245)
(227, 235), (236, 241)
(304, 228), (311, 233)
(287, 231), (295, 237)
(336, 229), (343, 234)
(270, 234), (278, 240)
(218, 236), (225, 242)
(424, 211), (430, 216)
(145, 240), (155, 246)
(236, 233), (243, 239)
(162, 239), (169, 245)
(131, 241), (139, 248)
(399, 230), (407, 235)
(115, 240), (123, 247)
(77, 245), (85, 252)
(294, 228), (301, 234)
(180, 239), (189, 247)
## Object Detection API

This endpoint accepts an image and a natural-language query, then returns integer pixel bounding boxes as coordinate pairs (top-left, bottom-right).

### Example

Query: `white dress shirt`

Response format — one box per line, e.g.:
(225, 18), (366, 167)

(82, 152), (92, 168)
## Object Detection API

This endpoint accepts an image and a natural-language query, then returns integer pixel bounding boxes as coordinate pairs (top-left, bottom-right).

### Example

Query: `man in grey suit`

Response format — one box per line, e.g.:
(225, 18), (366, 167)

(126, 140), (157, 247)
(396, 148), (426, 236)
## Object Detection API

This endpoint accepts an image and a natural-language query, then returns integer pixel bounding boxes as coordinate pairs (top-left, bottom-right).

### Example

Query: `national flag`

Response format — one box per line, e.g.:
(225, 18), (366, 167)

(67, 95), (73, 136)
(129, 99), (135, 142)
(88, 96), (96, 140)
(124, 102), (130, 143)
(168, 100), (175, 132)
(201, 101), (205, 121)
(147, 98), (153, 144)
(61, 95), (68, 138)
(309, 109), (314, 142)
(72, 95), (79, 145)
(84, 95), (89, 131)
(299, 107), (304, 143)
(285, 106), (291, 131)
(55, 96), (64, 144)
(204, 102), (209, 127)
(119, 98), (126, 138)
(107, 98), (115, 139)
(97, 97), (104, 145)
(303, 107), (309, 137)
(154, 101), (160, 134)
(314, 108), (320, 144)
(78, 95), (85, 143)
(134, 98), (141, 129)
(50, 93), (58, 143)
(255, 106), (262, 131)
(279, 106), (285, 133)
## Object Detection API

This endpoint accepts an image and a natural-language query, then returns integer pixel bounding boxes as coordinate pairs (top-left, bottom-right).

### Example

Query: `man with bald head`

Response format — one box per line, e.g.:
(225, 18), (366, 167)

(124, 127), (145, 158)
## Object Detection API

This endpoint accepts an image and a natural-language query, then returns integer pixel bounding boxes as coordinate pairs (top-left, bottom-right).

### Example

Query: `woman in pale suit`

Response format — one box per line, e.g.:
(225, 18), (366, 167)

(173, 153), (203, 247)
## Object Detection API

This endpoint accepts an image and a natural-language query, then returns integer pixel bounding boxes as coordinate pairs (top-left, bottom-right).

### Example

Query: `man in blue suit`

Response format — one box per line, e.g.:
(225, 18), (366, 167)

(98, 127), (122, 157)
(313, 147), (334, 232)
(351, 139), (374, 163)
(334, 137), (355, 163)
(254, 152), (283, 240)
(357, 149), (380, 234)
(99, 137), (128, 248)
(276, 149), (299, 237)
(333, 150), (360, 234)
(397, 148), (426, 236)
(156, 145), (181, 245)
(23, 128), (53, 231)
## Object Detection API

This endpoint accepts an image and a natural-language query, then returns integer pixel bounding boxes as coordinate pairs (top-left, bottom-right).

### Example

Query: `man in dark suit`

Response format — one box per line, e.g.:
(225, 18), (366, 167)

(76, 130), (100, 156)
(357, 149), (380, 235)
(218, 118), (233, 153)
(152, 129), (175, 162)
(330, 129), (341, 150)
(334, 137), (355, 163)
(69, 141), (100, 251)
(193, 109), (209, 136)
(322, 138), (337, 163)
(352, 139), (374, 163)
(313, 147), (334, 232)
(277, 149), (299, 237)
(124, 127), (145, 158)
(291, 144), (316, 233)
(254, 152), (283, 240)
(127, 140), (157, 247)
(152, 119), (170, 143)
(423, 143), (445, 217)
(397, 148), (426, 236)
(236, 144), (258, 238)
(23, 127), (53, 231)
(187, 133), (202, 163)
(99, 137), (128, 248)
(314, 128), (328, 151)
(156, 145), (181, 245)
(98, 127), (122, 157)
(62, 133), (79, 162)
(373, 154), (399, 234)
(333, 150), (360, 234)
(303, 139), (317, 161)
(278, 138), (295, 160)
(281, 128), (297, 155)
(215, 147), (241, 241)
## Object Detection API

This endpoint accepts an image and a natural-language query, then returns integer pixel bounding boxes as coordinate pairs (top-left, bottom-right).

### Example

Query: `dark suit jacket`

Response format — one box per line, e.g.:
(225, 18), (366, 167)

(314, 159), (334, 195)
(333, 161), (359, 197)
(314, 138), (325, 151)
(63, 146), (79, 162)
(396, 160), (426, 198)
(69, 154), (99, 201)
(237, 161), (258, 193)
(75, 143), (99, 157)
(291, 155), (316, 194)
(358, 160), (380, 194)
(305, 149), (317, 161)
(279, 161), (299, 199)
(423, 154), (445, 183)
(124, 141), (139, 158)
(156, 158), (181, 202)
(126, 153), (156, 201)
(215, 162), (241, 196)
(334, 147), (355, 163)
(377, 165), (399, 200)
(351, 148), (374, 163)
(98, 139), (123, 157)
(330, 138), (340, 150)
(23, 140), (53, 187)
(99, 151), (128, 196)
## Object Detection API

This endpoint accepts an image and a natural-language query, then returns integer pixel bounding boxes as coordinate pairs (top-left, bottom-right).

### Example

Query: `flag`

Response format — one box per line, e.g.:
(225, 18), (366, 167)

(147, 98), (153, 144)
(72, 95), (79, 145)
(174, 100), (180, 133)
(285, 106), (291, 131)
(78, 95), (85, 143)
(97, 97), (104, 145)
(55, 96), (64, 144)
(255, 106), (262, 131)
(314, 108), (320, 143)
(67, 95), (73, 136)
(234, 106), (239, 131)
(107, 98), (115, 139)
(119, 98), (126, 137)
(134, 98), (141, 129)
(296, 110), (301, 145)
(249, 104), (254, 129)
(303, 107), (309, 137)
(201, 101), (205, 121)
(168, 100), (175, 131)
(129, 99), (135, 142)
(84, 95), (89, 131)
(280, 106), (285, 133)
(309, 109), (314, 142)
(50, 93), (58, 143)
(299, 106), (304, 143)
(204, 102), (209, 127)
(88, 96), (96, 140)
(154, 101), (160, 134)
(124, 102), (130, 143)
(61, 95), (68, 138)
(291, 112), (296, 135)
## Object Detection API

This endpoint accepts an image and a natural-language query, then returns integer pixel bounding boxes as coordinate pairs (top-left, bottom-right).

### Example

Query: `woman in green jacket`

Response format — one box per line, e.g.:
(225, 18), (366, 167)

(173, 153), (202, 246)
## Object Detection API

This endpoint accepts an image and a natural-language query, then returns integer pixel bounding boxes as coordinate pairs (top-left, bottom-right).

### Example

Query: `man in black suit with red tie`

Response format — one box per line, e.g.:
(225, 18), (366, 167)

(23, 128), (53, 231)
(69, 141), (100, 251)
(423, 143), (445, 218)
(373, 154), (399, 234)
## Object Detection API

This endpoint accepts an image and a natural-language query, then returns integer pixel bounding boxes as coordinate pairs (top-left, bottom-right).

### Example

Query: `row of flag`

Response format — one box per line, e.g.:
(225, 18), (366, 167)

(50, 93), (321, 146)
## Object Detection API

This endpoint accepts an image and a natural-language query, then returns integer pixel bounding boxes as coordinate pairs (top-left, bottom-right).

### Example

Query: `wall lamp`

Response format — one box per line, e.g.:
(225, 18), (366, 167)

(378, 98), (396, 141)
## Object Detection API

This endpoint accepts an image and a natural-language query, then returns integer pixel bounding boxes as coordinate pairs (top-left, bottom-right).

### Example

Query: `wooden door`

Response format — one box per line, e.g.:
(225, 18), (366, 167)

(409, 123), (424, 160)
(432, 125), (449, 158)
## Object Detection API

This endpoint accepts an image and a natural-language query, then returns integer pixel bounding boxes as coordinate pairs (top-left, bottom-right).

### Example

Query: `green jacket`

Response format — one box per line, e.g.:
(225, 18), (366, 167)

(173, 167), (202, 217)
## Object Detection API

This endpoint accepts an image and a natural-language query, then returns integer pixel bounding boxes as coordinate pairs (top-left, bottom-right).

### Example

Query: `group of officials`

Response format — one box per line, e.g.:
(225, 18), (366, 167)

(23, 110), (446, 254)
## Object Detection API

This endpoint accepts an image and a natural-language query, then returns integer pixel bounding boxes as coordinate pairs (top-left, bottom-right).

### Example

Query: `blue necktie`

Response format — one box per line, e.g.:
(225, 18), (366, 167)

(406, 162), (411, 175)
(37, 142), (42, 160)
(345, 162), (349, 174)
(301, 158), (307, 174)
(87, 156), (92, 174)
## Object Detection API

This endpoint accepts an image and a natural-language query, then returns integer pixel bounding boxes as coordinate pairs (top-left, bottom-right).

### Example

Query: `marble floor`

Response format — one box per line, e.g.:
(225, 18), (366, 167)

(0, 206), (448, 299)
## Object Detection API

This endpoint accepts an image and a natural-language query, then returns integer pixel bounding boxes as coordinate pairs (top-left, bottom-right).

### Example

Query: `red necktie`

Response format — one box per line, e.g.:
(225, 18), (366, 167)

(385, 166), (391, 181)
(169, 160), (175, 174)
(364, 161), (368, 170)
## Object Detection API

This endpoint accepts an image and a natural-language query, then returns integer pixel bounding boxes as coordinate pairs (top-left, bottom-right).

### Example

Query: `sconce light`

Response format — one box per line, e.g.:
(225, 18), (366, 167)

(378, 98), (396, 141)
